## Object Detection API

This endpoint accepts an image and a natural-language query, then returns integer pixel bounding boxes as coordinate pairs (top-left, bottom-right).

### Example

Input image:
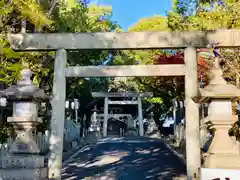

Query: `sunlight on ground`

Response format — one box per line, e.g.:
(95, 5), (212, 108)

(135, 149), (151, 154)
(66, 150), (129, 169)
(85, 155), (122, 168)
(82, 170), (117, 180)
(153, 148), (160, 152)
(135, 147), (161, 154)
(64, 176), (78, 180)
(62, 138), (187, 180)
(103, 150), (129, 156)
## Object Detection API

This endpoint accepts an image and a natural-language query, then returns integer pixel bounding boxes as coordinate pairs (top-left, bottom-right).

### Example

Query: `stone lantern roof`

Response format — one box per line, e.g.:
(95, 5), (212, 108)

(1, 68), (48, 101)
(192, 56), (240, 103)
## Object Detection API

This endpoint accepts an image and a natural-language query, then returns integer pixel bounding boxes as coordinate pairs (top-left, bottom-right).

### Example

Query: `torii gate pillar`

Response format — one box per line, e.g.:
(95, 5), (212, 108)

(138, 96), (144, 136)
(185, 47), (201, 178)
(103, 97), (108, 137)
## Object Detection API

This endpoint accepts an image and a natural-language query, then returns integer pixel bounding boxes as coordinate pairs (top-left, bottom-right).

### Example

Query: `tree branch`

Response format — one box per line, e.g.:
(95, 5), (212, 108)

(47, 0), (59, 17)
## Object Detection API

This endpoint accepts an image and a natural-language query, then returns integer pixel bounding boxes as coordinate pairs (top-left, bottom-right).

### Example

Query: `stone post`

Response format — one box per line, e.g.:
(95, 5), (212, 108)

(48, 49), (67, 180)
(176, 101), (184, 147)
(184, 47), (201, 178)
(138, 96), (144, 136)
(74, 98), (79, 123)
(0, 97), (7, 127)
(0, 67), (48, 180)
(103, 97), (108, 137)
(193, 55), (240, 169)
(173, 100), (177, 136)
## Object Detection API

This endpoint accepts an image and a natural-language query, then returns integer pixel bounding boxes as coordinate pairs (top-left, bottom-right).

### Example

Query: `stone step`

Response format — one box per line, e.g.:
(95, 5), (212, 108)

(0, 168), (47, 180)
(0, 155), (44, 169)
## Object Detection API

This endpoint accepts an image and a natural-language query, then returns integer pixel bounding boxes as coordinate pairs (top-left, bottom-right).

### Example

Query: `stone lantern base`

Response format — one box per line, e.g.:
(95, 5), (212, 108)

(146, 119), (160, 139)
(87, 131), (102, 142)
(0, 116), (47, 180)
(204, 154), (240, 169)
(0, 154), (47, 180)
(202, 112), (240, 169)
(88, 124), (102, 142)
(8, 116), (42, 154)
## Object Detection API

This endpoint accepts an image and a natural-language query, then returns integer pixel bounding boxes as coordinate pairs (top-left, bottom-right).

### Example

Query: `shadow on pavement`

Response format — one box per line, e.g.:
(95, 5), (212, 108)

(61, 137), (186, 180)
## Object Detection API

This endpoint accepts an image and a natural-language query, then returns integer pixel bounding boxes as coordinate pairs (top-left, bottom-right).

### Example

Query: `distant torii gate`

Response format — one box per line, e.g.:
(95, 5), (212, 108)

(8, 29), (240, 179)
(92, 92), (153, 136)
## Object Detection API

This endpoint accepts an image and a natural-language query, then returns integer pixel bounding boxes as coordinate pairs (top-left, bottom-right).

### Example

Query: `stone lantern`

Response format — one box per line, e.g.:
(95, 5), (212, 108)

(146, 112), (160, 138)
(0, 67), (48, 179)
(193, 54), (240, 169)
(89, 106), (100, 132)
(88, 106), (101, 141)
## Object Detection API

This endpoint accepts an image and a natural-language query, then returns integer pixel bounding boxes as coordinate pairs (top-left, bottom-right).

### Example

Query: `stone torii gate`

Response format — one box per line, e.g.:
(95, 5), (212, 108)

(8, 29), (240, 179)
(92, 92), (153, 136)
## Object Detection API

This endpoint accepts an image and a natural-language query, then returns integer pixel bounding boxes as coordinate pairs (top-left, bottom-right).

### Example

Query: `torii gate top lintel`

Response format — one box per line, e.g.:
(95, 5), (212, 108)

(92, 92), (153, 98)
(8, 29), (240, 51)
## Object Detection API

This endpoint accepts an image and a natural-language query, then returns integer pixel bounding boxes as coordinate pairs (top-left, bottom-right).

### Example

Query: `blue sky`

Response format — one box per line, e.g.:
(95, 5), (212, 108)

(90, 0), (172, 30)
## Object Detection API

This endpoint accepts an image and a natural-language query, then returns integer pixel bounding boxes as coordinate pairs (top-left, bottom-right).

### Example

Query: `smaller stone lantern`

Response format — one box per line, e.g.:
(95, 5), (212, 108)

(88, 106), (101, 140)
(146, 112), (160, 138)
(0, 66), (48, 180)
(193, 54), (240, 169)
(89, 106), (100, 132)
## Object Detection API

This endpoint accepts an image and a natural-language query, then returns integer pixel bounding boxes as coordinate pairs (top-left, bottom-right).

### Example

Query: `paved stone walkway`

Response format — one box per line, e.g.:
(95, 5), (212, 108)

(62, 137), (186, 180)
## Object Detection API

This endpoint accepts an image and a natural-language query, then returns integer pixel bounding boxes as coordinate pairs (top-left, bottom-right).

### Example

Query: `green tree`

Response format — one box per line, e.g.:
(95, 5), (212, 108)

(169, 0), (240, 138)
(0, 0), (52, 85)
(0, 0), (53, 141)
(110, 15), (178, 121)
(1, 1), (121, 136)
(168, 0), (240, 85)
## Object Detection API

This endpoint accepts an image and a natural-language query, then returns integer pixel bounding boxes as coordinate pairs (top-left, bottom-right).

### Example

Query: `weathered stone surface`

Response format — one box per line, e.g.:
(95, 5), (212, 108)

(0, 168), (47, 180)
(48, 49), (67, 179)
(193, 54), (240, 170)
(7, 116), (42, 154)
(8, 29), (240, 50)
(92, 92), (153, 97)
(204, 153), (240, 169)
(0, 155), (44, 169)
(65, 64), (186, 77)
(184, 47), (201, 178)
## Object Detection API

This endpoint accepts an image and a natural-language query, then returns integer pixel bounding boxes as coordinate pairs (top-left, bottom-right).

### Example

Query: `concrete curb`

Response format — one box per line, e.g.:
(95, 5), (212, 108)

(162, 141), (186, 165)
(62, 138), (102, 166)
(62, 144), (90, 166)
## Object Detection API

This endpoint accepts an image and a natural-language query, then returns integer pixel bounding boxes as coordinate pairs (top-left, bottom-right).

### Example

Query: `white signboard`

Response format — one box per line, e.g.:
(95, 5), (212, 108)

(201, 168), (240, 180)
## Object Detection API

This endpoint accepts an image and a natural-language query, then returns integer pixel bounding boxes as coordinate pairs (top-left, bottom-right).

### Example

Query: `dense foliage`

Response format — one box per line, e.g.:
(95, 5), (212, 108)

(0, 0), (120, 140)
(110, 0), (240, 124)
(1, 0), (240, 141)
